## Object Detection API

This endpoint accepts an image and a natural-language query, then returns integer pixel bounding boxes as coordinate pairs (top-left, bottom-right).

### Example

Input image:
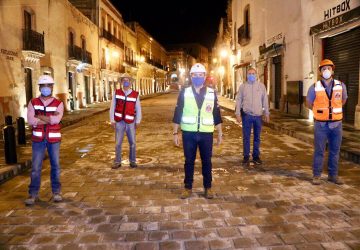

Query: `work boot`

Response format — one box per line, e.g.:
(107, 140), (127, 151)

(112, 162), (121, 169)
(312, 176), (321, 185)
(242, 157), (250, 165)
(52, 193), (63, 202)
(180, 188), (192, 199)
(130, 162), (137, 168)
(204, 188), (214, 199)
(328, 176), (344, 185)
(253, 158), (263, 165)
(24, 195), (38, 206)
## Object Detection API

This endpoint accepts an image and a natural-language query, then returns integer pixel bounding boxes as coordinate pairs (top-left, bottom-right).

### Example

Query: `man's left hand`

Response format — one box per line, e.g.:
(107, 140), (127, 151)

(217, 133), (223, 146)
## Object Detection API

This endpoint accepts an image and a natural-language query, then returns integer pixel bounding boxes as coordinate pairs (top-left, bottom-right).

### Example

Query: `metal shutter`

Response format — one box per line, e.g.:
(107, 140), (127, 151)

(324, 27), (360, 123)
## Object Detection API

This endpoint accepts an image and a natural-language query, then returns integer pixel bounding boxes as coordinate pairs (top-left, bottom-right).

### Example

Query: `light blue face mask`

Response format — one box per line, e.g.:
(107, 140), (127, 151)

(191, 77), (205, 88)
(123, 81), (131, 87)
(247, 74), (256, 83)
(40, 87), (52, 97)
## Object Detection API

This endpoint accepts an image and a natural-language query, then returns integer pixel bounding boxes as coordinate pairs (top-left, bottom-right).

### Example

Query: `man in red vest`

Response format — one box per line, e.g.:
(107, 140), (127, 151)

(110, 73), (142, 169)
(25, 75), (64, 205)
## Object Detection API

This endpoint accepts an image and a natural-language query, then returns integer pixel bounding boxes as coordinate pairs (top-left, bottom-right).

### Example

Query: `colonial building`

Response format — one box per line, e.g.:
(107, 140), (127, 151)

(127, 22), (168, 95)
(0, 0), (99, 123)
(167, 49), (196, 89)
(220, 0), (360, 128)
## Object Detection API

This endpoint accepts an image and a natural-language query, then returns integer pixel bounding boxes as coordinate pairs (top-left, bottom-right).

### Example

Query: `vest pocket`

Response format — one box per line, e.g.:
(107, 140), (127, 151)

(182, 116), (197, 124)
(202, 118), (214, 125)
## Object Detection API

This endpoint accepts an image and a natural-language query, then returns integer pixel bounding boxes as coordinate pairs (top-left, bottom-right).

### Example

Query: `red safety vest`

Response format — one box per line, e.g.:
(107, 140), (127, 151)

(30, 97), (62, 143)
(313, 80), (343, 121)
(114, 89), (139, 123)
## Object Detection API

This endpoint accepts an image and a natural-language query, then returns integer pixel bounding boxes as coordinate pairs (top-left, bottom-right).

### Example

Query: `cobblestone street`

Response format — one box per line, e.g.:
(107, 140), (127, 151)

(0, 93), (360, 250)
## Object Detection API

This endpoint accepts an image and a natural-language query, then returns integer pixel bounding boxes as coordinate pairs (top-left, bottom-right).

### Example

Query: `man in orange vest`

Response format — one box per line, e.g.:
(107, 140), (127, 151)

(306, 59), (348, 185)
(25, 75), (64, 205)
(110, 73), (142, 169)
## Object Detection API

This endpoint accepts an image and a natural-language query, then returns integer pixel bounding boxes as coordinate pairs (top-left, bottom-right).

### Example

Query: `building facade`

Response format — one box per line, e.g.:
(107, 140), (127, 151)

(219, 0), (360, 128)
(0, 0), (99, 123)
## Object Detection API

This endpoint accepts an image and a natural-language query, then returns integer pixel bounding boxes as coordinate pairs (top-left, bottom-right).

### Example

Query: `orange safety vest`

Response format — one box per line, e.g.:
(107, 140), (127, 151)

(31, 97), (62, 143)
(114, 89), (139, 123)
(312, 80), (343, 121)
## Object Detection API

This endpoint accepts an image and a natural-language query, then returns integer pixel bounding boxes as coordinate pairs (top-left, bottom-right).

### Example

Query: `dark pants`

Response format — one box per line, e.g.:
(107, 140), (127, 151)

(182, 131), (213, 189)
(242, 113), (262, 159)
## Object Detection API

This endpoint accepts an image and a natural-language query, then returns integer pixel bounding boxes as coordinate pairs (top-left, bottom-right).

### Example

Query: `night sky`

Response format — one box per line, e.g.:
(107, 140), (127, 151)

(110, 0), (228, 49)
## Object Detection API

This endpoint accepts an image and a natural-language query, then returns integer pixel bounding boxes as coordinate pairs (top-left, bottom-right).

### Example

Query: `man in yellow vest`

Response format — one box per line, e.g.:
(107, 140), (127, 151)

(172, 63), (223, 199)
(306, 59), (348, 185)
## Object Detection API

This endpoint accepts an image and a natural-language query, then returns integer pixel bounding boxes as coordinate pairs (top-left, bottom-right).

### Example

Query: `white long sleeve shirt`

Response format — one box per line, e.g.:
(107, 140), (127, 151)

(109, 89), (142, 124)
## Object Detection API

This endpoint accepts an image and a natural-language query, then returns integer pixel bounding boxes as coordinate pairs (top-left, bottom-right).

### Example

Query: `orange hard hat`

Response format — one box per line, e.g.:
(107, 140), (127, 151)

(319, 59), (335, 70)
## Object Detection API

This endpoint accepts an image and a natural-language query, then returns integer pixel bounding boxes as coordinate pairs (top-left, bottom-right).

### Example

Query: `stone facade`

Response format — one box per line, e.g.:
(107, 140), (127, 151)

(217, 0), (360, 127)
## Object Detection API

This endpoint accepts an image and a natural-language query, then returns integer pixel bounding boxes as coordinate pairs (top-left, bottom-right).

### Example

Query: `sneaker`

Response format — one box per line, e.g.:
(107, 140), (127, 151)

(52, 193), (63, 202)
(253, 158), (263, 165)
(24, 195), (38, 206)
(328, 176), (344, 185)
(204, 188), (214, 199)
(312, 176), (321, 185)
(112, 163), (121, 169)
(130, 162), (137, 168)
(242, 157), (250, 165)
(180, 188), (192, 199)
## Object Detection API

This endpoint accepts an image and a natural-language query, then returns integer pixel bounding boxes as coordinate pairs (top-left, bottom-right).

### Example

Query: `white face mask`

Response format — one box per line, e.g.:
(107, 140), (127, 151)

(322, 69), (332, 80)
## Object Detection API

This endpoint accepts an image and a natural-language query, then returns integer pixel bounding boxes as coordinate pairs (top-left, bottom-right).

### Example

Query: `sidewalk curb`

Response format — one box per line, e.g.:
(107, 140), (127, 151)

(219, 102), (360, 165)
(0, 92), (168, 185)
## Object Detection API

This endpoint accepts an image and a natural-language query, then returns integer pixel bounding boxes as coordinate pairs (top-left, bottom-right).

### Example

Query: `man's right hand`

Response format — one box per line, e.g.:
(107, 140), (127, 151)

(174, 134), (180, 147)
(111, 122), (116, 129)
(236, 115), (242, 123)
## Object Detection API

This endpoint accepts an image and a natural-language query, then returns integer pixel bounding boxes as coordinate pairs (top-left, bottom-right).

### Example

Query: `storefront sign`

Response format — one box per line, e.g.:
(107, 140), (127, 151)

(266, 33), (283, 47)
(324, 0), (351, 20)
(310, 6), (360, 35)
(1, 49), (18, 61)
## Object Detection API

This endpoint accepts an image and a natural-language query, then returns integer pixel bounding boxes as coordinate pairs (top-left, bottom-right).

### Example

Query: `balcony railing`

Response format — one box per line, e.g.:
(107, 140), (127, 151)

(22, 29), (45, 54)
(68, 45), (92, 65)
(101, 28), (124, 49)
(125, 57), (137, 67)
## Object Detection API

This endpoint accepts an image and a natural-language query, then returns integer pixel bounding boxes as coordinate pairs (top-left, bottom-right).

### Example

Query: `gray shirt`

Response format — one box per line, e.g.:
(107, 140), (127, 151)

(235, 81), (270, 116)
(110, 89), (142, 124)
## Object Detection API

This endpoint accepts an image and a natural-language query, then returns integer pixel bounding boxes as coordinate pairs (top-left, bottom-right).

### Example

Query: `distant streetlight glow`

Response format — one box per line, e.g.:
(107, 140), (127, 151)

(220, 49), (228, 58)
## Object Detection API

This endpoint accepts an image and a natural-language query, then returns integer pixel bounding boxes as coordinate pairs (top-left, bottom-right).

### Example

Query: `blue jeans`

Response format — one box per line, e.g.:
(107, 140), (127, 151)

(242, 113), (262, 159)
(313, 121), (342, 177)
(115, 121), (136, 164)
(29, 141), (61, 196)
(182, 131), (213, 189)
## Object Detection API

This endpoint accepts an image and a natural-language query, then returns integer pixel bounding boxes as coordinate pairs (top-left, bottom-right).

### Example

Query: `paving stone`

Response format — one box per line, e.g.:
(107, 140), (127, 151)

(233, 237), (257, 248)
(96, 224), (119, 232)
(56, 234), (78, 244)
(159, 241), (181, 250)
(280, 233), (306, 245)
(184, 240), (208, 250)
(134, 242), (158, 250)
(321, 242), (351, 250)
(256, 234), (283, 246)
(125, 232), (146, 242)
(148, 231), (169, 241)
(171, 231), (194, 240)
(217, 227), (240, 238)
(302, 232), (331, 243)
(119, 223), (139, 231)
(78, 234), (101, 243)
(208, 239), (233, 249)
(239, 225), (262, 236)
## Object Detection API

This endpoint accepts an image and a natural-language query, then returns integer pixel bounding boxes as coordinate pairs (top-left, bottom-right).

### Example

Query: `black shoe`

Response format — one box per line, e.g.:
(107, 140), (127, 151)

(253, 158), (262, 165)
(130, 162), (137, 168)
(112, 163), (121, 169)
(327, 176), (344, 185)
(242, 157), (250, 165)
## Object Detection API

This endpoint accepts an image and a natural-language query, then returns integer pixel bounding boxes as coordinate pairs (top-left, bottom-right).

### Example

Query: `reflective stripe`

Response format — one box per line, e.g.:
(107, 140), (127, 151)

(33, 105), (45, 110)
(116, 95), (126, 100)
(202, 118), (214, 125)
(48, 132), (61, 138)
(333, 85), (342, 90)
(182, 116), (197, 124)
(127, 97), (137, 102)
(184, 91), (194, 97)
(33, 131), (42, 137)
(115, 113), (122, 118)
(332, 107), (342, 113)
(46, 107), (57, 112)
(125, 115), (134, 120)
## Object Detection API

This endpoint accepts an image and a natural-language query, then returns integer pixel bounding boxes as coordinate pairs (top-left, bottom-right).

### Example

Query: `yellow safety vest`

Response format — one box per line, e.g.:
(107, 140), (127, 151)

(181, 87), (215, 132)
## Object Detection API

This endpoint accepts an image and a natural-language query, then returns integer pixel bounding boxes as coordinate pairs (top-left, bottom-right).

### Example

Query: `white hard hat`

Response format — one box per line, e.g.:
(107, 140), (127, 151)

(120, 73), (134, 80)
(190, 63), (206, 74)
(38, 75), (55, 85)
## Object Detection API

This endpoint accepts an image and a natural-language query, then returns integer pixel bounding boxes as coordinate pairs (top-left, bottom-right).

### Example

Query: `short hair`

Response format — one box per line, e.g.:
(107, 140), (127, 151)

(247, 67), (257, 73)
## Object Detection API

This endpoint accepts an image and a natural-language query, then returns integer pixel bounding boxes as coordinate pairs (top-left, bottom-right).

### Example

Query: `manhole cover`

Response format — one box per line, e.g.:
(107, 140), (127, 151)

(121, 156), (157, 165)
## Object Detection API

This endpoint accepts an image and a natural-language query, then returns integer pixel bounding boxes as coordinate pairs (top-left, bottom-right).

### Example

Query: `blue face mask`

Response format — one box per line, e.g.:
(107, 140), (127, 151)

(191, 77), (205, 88)
(40, 87), (52, 97)
(123, 81), (131, 87)
(247, 74), (256, 83)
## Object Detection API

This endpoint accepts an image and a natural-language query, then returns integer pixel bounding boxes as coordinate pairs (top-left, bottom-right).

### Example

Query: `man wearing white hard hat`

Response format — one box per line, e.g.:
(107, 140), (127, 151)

(25, 75), (64, 205)
(172, 63), (223, 199)
(110, 73), (142, 169)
